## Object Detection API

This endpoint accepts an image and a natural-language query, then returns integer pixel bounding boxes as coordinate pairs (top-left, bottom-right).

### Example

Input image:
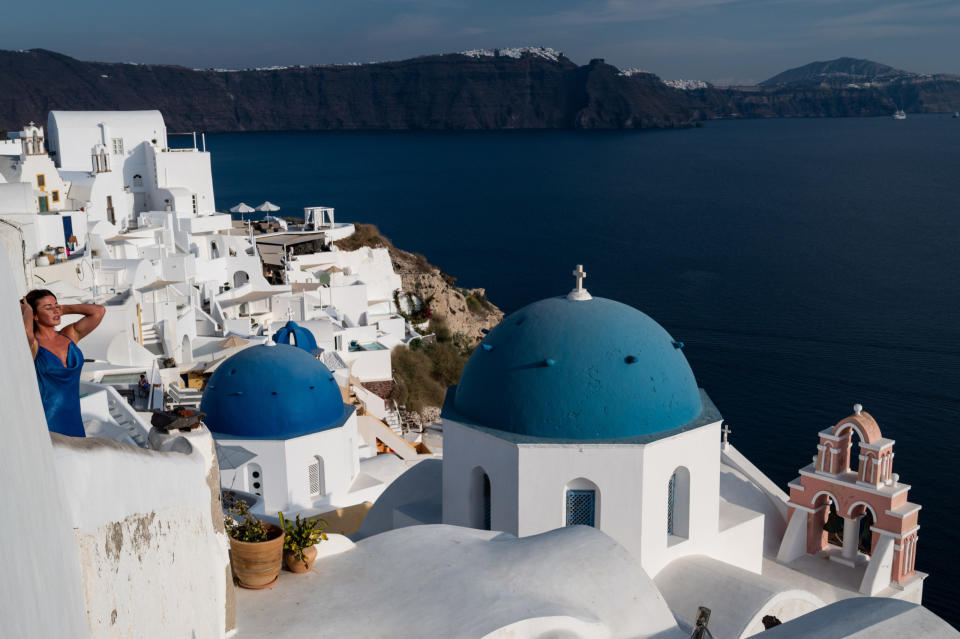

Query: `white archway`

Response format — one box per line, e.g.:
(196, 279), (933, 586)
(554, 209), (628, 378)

(668, 467), (691, 540)
(469, 466), (491, 530)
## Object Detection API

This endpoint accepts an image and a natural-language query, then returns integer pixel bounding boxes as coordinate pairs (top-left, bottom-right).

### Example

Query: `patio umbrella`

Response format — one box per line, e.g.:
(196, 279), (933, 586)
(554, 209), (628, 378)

(255, 201), (280, 212)
(229, 202), (255, 214)
(215, 443), (258, 469)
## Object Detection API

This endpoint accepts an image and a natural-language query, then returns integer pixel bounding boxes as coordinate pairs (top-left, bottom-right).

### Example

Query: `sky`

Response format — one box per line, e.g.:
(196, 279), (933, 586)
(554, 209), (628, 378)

(6, 0), (960, 84)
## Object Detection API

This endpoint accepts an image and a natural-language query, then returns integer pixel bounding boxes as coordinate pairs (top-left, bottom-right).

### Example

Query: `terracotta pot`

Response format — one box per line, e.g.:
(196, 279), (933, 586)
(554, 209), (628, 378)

(283, 545), (317, 573)
(229, 524), (284, 589)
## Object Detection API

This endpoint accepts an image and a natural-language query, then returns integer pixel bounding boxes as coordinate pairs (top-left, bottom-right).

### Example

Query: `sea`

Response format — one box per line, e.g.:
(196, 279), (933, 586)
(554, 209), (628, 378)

(203, 115), (960, 624)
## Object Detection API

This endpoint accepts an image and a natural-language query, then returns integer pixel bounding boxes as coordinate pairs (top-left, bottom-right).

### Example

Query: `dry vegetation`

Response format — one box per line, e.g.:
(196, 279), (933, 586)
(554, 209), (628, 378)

(389, 315), (472, 412)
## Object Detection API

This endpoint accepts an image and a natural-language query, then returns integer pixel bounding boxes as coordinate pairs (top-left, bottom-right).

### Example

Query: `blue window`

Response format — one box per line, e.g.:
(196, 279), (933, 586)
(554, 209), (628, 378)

(565, 489), (596, 527)
(667, 473), (677, 535)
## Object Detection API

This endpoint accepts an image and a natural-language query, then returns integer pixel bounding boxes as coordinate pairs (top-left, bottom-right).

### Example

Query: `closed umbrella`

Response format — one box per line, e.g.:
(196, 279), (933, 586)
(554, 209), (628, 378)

(229, 202), (255, 213)
(255, 201), (280, 212)
(215, 443), (258, 469)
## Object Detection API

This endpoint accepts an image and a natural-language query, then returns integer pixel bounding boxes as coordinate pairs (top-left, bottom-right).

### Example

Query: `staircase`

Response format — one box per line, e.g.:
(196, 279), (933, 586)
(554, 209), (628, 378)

(167, 385), (203, 410)
(384, 409), (404, 437)
(107, 396), (150, 448)
(141, 322), (164, 356)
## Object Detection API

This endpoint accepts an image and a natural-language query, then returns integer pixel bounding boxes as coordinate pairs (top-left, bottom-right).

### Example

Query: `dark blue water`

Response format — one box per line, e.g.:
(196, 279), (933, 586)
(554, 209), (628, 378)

(206, 117), (960, 623)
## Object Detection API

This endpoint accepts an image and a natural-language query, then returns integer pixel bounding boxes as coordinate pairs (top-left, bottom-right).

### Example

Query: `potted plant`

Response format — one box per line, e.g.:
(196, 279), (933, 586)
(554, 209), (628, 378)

(225, 501), (284, 589)
(278, 512), (328, 573)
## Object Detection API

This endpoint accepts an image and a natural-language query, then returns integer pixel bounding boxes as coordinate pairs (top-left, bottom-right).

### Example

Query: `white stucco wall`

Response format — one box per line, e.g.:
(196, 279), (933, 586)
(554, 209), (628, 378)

(442, 416), (764, 578)
(0, 243), (88, 637)
(217, 415), (360, 517)
(52, 430), (230, 638)
(442, 420), (520, 532)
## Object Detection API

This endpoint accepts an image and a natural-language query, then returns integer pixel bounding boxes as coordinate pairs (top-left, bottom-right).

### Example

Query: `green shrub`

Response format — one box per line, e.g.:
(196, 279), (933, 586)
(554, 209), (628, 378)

(430, 314), (452, 343)
(390, 333), (470, 412)
(225, 500), (269, 543)
(278, 512), (328, 561)
(390, 346), (446, 412)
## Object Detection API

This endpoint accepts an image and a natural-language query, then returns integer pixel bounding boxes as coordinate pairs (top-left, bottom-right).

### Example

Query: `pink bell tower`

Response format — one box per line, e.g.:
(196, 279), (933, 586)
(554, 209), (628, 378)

(777, 406), (923, 596)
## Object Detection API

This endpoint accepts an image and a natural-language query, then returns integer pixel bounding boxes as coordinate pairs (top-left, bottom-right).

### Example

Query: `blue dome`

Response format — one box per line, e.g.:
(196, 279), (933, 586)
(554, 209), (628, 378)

(272, 321), (319, 353)
(201, 344), (348, 439)
(453, 296), (702, 440)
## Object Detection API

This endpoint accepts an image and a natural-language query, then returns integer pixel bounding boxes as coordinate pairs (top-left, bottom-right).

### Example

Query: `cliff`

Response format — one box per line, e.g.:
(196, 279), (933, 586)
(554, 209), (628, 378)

(2, 49), (958, 133)
(0, 48), (692, 132)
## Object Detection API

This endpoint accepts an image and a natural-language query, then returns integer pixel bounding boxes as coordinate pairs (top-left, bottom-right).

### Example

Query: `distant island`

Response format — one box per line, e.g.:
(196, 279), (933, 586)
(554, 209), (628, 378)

(1, 48), (958, 132)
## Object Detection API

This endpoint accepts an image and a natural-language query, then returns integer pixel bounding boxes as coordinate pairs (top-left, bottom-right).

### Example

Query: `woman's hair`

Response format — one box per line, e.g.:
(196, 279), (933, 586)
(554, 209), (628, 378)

(25, 289), (57, 313)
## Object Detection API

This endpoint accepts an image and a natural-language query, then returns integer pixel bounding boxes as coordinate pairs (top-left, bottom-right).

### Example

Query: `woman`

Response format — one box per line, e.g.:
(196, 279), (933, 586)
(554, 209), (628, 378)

(20, 289), (105, 437)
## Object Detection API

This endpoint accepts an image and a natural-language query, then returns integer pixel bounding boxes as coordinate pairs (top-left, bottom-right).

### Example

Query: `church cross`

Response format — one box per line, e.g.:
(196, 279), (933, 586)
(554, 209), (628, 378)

(722, 422), (732, 449)
(573, 264), (587, 292)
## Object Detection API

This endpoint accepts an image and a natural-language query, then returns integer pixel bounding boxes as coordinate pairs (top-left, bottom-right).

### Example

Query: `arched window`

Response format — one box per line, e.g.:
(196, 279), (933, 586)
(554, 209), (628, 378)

(469, 466), (491, 530)
(308, 457), (325, 497)
(667, 467), (690, 540)
(132, 174), (143, 187)
(565, 477), (600, 527)
(233, 270), (249, 288)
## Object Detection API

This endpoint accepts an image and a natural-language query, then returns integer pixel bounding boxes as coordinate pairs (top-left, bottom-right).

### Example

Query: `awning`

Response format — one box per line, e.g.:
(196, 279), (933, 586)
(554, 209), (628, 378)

(219, 290), (281, 306)
(138, 279), (180, 292)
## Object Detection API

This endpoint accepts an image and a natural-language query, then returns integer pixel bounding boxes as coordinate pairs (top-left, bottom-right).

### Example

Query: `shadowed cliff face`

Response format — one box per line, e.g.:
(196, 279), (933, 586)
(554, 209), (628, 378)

(0, 49), (693, 132)
(2, 49), (958, 133)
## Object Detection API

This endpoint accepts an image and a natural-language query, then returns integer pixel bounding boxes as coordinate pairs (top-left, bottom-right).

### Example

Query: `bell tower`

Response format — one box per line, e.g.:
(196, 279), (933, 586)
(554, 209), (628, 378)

(778, 406), (922, 596)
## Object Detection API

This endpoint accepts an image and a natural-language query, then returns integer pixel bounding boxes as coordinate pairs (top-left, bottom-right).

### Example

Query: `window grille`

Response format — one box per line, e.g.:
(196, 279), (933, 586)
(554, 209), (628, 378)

(565, 489), (596, 527)
(132, 174), (143, 187)
(308, 462), (320, 496)
(111, 138), (124, 155)
(667, 473), (677, 535)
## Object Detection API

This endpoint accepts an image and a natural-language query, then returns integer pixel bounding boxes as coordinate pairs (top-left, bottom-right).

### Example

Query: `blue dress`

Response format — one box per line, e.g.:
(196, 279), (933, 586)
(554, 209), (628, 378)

(35, 340), (85, 437)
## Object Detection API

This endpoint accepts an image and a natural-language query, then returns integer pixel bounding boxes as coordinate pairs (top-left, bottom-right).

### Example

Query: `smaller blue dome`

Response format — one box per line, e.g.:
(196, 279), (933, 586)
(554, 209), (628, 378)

(201, 344), (347, 439)
(272, 321), (319, 353)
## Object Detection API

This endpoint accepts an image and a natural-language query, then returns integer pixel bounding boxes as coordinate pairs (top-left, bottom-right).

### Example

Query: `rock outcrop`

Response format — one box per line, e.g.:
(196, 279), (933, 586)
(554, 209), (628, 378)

(334, 225), (503, 343)
(389, 249), (503, 345)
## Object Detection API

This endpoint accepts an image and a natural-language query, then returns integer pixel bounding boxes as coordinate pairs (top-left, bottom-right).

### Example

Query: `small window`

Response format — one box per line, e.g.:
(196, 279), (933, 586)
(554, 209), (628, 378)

(667, 474), (676, 535)
(51, 190), (60, 202)
(308, 462), (320, 496)
(565, 489), (596, 527)
(309, 457), (325, 496)
(36, 174), (45, 188)
(132, 174), (143, 187)
(111, 138), (124, 155)
(191, 193), (198, 215)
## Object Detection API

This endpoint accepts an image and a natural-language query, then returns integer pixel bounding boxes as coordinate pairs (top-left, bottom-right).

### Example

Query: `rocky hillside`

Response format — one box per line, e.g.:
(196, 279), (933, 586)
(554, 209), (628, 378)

(0, 48), (692, 132)
(335, 225), (502, 343)
(760, 57), (913, 87)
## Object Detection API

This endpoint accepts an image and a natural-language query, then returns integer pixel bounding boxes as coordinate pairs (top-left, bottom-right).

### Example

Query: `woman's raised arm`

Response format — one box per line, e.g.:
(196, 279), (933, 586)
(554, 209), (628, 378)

(60, 303), (106, 342)
(20, 298), (39, 359)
